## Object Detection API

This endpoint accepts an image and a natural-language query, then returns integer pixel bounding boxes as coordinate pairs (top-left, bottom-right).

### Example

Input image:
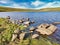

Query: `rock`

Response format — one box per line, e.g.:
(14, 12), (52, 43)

(14, 29), (20, 34)
(26, 18), (29, 21)
(16, 20), (21, 25)
(37, 23), (50, 29)
(19, 32), (26, 40)
(22, 20), (25, 22)
(36, 24), (57, 35)
(19, 20), (23, 23)
(24, 25), (28, 28)
(30, 27), (36, 31)
(32, 34), (39, 39)
(52, 22), (60, 25)
(24, 21), (30, 24)
(23, 21), (30, 25)
(11, 34), (17, 41)
(31, 21), (35, 24)
(48, 24), (57, 32)
(30, 31), (33, 33)
(6, 16), (10, 19)
(11, 20), (16, 24)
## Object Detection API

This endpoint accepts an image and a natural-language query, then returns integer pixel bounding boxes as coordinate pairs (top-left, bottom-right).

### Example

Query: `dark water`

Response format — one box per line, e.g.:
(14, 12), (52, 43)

(0, 12), (60, 43)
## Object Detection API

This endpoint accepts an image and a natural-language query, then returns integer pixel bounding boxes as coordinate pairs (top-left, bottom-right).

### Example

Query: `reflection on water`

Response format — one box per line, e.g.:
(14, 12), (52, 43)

(0, 12), (60, 42)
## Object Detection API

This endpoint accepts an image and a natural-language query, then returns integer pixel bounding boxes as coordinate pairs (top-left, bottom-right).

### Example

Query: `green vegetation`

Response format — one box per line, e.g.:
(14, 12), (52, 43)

(0, 6), (60, 12)
(0, 18), (60, 45)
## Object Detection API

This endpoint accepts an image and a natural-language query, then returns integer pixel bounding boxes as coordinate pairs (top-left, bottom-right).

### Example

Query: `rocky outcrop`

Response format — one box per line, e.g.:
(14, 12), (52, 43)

(36, 24), (57, 35)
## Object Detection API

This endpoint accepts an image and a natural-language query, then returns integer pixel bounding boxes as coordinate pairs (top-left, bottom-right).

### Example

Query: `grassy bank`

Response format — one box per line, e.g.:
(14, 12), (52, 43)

(0, 6), (60, 12)
(0, 18), (60, 45)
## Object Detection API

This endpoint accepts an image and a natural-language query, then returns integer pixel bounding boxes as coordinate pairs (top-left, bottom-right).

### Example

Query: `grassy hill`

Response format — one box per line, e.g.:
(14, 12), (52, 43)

(0, 6), (60, 12)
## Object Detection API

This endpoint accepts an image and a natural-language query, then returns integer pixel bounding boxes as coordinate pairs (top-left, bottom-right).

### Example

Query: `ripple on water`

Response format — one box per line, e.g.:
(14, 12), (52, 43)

(49, 24), (60, 43)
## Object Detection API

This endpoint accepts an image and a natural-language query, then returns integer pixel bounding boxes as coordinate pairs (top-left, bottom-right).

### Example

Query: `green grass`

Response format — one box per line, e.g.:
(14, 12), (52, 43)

(0, 6), (60, 12)
(0, 18), (60, 45)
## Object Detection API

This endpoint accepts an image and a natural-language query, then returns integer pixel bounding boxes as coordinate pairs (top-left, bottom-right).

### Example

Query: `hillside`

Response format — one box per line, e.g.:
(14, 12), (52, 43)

(0, 6), (60, 12)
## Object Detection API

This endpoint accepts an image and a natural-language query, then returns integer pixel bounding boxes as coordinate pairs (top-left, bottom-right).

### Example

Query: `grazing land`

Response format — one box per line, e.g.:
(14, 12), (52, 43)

(0, 6), (60, 12)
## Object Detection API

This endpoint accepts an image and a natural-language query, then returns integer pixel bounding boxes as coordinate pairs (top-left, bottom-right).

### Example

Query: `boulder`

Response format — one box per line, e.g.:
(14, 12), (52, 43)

(37, 23), (50, 29)
(19, 32), (26, 40)
(32, 34), (39, 39)
(23, 21), (30, 25)
(24, 25), (28, 28)
(14, 29), (20, 34)
(6, 16), (10, 19)
(36, 24), (57, 35)
(11, 34), (17, 41)
(47, 24), (57, 32)
(19, 20), (23, 23)
(24, 21), (30, 24)
(30, 27), (36, 31)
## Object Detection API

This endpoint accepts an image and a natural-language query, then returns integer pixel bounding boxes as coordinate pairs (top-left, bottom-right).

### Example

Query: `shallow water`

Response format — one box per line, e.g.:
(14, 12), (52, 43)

(0, 12), (60, 43)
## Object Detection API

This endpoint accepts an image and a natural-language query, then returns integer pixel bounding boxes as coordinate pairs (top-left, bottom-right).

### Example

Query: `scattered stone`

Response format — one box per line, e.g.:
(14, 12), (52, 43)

(30, 27), (36, 31)
(24, 25), (28, 28)
(23, 21), (30, 26)
(11, 34), (17, 41)
(19, 32), (26, 40)
(32, 34), (39, 39)
(14, 29), (20, 34)
(6, 16), (10, 19)
(19, 20), (23, 23)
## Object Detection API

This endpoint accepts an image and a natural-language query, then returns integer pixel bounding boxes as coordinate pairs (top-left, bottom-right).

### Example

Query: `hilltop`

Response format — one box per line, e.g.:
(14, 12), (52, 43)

(0, 6), (60, 12)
